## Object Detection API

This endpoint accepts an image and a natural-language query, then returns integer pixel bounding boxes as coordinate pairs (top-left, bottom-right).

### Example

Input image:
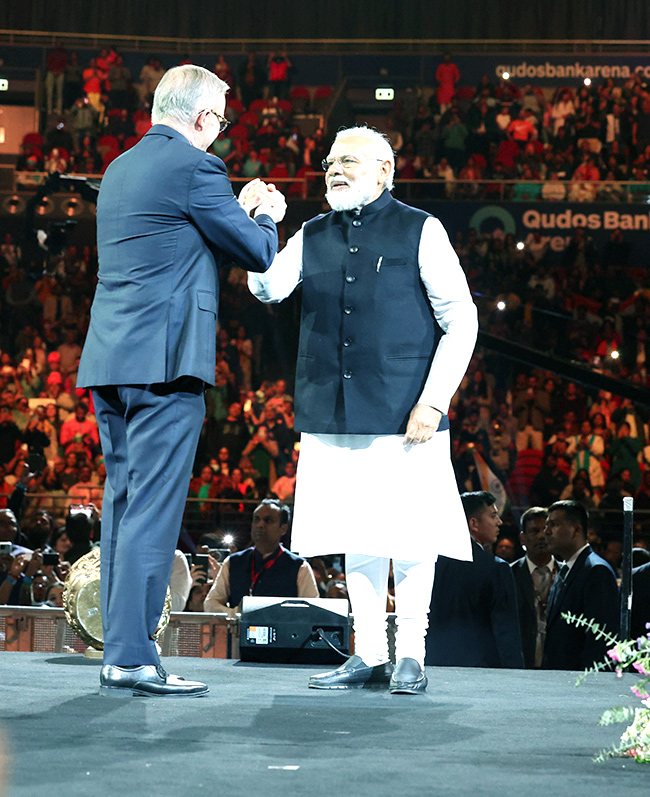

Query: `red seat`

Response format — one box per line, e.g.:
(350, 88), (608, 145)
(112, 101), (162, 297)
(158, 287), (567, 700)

(22, 132), (43, 147)
(290, 86), (309, 100)
(249, 99), (266, 113)
(288, 165), (317, 197)
(239, 110), (259, 127)
(123, 135), (140, 151)
(267, 163), (289, 179)
(227, 98), (244, 114)
(101, 148), (120, 172)
(456, 85), (475, 99)
(290, 86), (310, 113)
(98, 134), (119, 154)
(277, 99), (293, 115)
(313, 86), (332, 112)
(229, 123), (249, 141)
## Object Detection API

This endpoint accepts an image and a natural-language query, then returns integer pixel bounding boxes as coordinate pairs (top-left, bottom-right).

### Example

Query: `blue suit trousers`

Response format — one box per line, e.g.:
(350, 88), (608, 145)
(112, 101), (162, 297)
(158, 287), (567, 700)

(93, 379), (205, 666)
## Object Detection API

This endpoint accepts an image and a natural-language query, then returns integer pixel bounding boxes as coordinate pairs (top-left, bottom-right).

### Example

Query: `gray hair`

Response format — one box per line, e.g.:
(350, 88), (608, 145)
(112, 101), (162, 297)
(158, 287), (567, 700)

(152, 64), (229, 126)
(333, 126), (395, 190)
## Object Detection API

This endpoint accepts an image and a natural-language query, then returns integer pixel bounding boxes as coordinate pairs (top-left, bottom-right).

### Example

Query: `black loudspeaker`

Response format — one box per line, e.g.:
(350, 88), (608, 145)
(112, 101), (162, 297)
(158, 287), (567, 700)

(239, 596), (350, 664)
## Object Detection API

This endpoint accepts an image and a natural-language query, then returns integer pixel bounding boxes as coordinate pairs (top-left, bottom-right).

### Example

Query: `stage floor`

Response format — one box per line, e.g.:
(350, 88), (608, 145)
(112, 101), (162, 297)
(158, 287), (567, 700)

(0, 654), (648, 796)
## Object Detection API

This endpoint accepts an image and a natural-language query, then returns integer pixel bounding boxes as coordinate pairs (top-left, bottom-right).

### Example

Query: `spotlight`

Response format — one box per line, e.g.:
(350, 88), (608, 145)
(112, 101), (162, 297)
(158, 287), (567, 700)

(610, 349), (620, 360)
(584, 78), (592, 87)
(502, 72), (510, 81)
(516, 241), (525, 250)
(222, 533), (234, 546)
(496, 300), (506, 311)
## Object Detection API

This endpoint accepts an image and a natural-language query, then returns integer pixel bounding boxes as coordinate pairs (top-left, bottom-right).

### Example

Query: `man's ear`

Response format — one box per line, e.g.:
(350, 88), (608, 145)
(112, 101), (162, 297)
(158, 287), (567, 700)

(468, 516), (478, 535)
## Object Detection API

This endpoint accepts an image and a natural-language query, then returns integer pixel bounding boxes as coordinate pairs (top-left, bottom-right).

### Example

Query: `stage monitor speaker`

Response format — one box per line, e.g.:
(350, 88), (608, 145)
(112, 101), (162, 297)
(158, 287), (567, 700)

(239, 596), (350, 664)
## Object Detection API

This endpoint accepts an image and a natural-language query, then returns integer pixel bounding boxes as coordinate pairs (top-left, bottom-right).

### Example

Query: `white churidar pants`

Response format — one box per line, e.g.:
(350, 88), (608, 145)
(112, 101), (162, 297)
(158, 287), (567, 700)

(346, 554), (437, 668)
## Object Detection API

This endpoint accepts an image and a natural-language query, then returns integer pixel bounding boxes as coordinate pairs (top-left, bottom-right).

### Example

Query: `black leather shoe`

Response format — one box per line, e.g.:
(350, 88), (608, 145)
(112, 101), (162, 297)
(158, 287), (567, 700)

(308, 655), (393, 689)
(389, 657), (427, 694)
(99, 664), (209, 698)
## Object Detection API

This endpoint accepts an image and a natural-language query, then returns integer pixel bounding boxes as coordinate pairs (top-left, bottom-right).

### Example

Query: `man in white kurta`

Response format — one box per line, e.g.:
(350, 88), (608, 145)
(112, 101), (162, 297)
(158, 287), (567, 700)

(248, 127), (478, 693)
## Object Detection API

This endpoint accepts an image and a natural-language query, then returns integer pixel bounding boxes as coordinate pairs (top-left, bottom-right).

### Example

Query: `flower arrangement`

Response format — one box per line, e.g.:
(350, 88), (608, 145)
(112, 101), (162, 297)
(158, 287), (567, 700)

(563, 611), (650, 763)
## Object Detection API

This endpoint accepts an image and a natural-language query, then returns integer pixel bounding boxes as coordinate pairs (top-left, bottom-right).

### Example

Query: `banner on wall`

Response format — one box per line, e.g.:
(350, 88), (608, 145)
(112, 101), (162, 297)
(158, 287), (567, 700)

(417, 201), (650, 266)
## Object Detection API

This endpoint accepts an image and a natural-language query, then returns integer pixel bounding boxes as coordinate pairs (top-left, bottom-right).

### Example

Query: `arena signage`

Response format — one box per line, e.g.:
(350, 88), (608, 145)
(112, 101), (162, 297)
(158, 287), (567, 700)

(419, 201), (650, 265)
(422, 54), (650, 87)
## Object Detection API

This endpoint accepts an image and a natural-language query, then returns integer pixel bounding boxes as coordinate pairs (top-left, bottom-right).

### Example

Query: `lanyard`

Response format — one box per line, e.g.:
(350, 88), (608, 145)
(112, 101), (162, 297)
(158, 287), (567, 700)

(250, 545), (284, 595)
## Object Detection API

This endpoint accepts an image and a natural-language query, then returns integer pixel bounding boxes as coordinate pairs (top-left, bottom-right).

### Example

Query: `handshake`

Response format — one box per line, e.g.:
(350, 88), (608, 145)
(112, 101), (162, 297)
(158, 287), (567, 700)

(238, 178), (287, 224)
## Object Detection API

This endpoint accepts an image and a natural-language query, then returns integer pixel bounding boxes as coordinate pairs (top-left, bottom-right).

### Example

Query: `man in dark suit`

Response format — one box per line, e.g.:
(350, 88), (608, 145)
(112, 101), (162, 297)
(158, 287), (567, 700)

(425, 491), (524, 668)
(77, 64), (285, 697)
(631, 561), (650, 640)
(542, 500), (619, 671)
(511, 506), (561, 668)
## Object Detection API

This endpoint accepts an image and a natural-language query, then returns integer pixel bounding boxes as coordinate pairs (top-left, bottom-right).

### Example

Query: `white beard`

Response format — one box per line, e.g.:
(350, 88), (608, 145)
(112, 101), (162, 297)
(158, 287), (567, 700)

(325, 173), (379, 211)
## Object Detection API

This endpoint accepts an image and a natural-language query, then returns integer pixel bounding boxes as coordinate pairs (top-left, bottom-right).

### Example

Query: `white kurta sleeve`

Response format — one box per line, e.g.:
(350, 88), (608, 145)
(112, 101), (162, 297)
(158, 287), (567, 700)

(247, 226), (304, 303)
(417, 216), (478, 413)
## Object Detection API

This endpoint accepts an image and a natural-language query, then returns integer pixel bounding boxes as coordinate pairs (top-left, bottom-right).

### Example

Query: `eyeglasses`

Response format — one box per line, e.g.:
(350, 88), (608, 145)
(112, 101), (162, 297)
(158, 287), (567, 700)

(202, 109), (230, 133)
(321, 156), (385, 171)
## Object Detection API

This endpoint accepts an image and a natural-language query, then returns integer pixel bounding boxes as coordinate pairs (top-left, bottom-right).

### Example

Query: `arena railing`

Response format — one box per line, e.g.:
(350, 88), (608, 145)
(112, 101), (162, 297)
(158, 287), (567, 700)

(7, 491), (649, 545)
(2, 30), (650, 54)
(11, 172), (650, 205)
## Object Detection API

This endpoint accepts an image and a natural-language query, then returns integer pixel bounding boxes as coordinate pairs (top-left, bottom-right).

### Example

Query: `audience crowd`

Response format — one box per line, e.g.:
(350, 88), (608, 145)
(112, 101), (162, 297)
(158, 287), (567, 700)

(2, 47), (650, 630)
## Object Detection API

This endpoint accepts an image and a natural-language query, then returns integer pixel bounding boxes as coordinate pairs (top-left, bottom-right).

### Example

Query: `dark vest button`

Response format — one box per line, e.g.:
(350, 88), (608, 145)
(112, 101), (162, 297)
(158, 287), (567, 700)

(343, 338), (353, 347)
(343, 370), (352, 379)
(345, 275), (356, 283)
(349, 246), (359, 253)
(344, 306), (353, 314)
(352, 220), (361, 227)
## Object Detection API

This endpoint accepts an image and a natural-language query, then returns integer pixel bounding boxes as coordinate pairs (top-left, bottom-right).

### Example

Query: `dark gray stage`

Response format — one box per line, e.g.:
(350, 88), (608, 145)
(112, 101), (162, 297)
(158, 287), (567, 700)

(0, 654), (648, 796)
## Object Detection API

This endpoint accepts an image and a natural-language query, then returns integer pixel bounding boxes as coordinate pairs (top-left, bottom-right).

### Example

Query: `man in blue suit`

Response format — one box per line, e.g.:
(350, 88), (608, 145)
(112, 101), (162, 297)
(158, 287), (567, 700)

(77, 64), (285, 697)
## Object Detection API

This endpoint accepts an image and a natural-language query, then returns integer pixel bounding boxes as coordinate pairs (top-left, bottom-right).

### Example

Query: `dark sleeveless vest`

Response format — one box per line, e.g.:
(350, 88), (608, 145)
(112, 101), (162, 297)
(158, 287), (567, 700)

(227, 546), (304, 607)
(294, 189), (444, 435)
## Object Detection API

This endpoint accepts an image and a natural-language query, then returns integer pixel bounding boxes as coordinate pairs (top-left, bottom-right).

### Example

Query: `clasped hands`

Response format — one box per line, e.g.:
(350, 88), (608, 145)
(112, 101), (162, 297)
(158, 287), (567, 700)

(238, 178), (287, 223)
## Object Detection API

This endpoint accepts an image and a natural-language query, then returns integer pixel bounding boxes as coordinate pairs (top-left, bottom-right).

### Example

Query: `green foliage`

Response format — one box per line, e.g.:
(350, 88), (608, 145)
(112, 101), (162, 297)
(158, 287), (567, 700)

(563, 611), (650, 764)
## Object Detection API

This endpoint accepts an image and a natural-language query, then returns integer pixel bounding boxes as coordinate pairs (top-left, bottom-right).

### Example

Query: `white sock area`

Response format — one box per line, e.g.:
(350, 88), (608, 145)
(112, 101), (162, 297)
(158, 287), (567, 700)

(393, 557), (437, 668)
(345, 554), (390, 666)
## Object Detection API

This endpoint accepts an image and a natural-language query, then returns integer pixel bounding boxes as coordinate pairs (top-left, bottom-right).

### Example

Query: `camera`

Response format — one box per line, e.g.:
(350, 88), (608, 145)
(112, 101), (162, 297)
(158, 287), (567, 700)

(0, 541), (12, 556)
(193, 554), (210, 583)
(42, 552), (60, 566)
(69, 504), (93, 518)
(26, 451), (46, 477)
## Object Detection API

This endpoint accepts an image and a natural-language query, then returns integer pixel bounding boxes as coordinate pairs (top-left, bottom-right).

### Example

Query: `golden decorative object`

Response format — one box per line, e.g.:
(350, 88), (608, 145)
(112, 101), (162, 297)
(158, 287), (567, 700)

(63, 548), (172, 650)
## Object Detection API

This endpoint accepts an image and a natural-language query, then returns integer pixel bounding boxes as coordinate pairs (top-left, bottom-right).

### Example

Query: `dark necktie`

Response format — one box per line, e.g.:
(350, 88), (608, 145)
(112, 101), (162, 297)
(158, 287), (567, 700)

(546, 563), (569, 618)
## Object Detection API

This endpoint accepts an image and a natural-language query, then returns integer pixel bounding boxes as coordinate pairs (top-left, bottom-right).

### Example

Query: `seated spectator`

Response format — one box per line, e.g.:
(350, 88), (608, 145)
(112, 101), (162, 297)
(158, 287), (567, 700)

(558, 471), (600, 510)
(512, 163), (541, 201)
(271, 461), (296, 501)
(68, 463), (103, 509)
(567, 419), (605, 491)
(568, 155), (601, 201)
(529, 453), (569, 507)
(541, 171), (567, 201)
(242, 149), (264, 178)
(203, 499), (318, 616)
(60, 402), (99, 452)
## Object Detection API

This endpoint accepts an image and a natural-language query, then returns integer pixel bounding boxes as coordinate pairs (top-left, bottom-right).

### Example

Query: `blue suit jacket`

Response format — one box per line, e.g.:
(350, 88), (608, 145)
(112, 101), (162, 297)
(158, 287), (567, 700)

(78, 124), (278, 387)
